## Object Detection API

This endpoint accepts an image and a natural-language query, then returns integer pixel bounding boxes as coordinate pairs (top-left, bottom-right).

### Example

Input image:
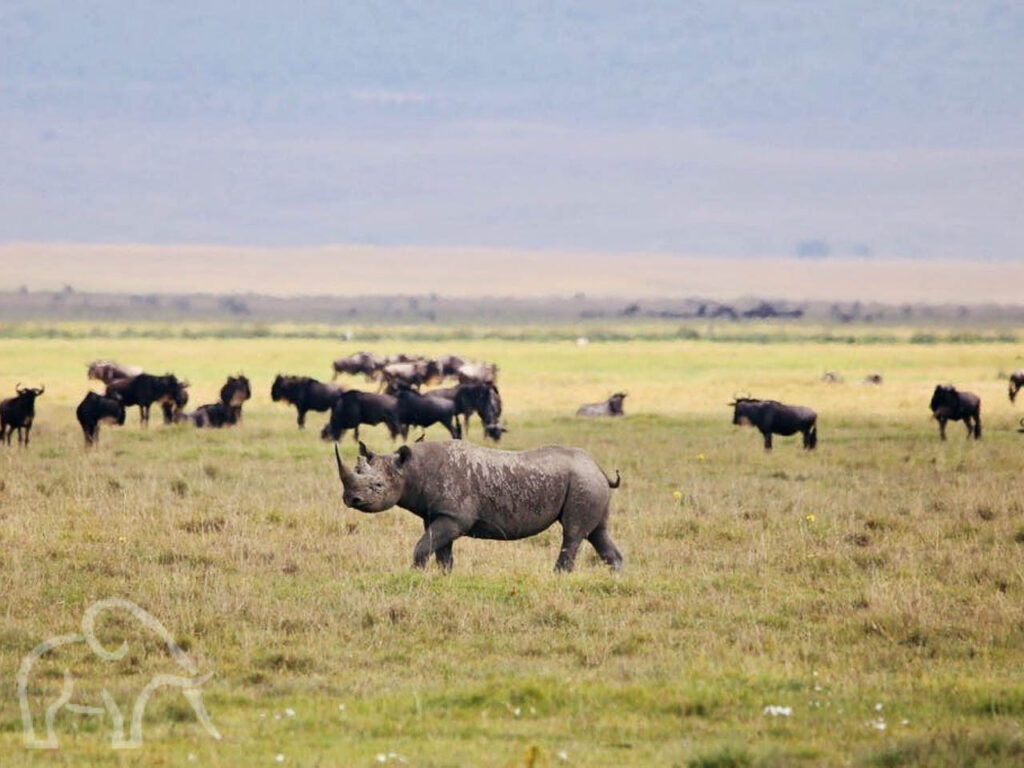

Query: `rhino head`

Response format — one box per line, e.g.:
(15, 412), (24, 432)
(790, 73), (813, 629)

(334, 442), (411, 513)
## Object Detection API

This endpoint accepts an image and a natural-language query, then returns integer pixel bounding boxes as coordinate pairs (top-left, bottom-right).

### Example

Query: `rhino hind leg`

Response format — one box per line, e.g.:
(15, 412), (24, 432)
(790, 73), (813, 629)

(586, 523), (623, 571)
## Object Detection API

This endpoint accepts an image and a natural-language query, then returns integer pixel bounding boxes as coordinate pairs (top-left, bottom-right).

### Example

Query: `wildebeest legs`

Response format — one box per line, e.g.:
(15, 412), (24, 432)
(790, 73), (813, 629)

(761, 430), (773, 450)
(937, 417), (947, 440)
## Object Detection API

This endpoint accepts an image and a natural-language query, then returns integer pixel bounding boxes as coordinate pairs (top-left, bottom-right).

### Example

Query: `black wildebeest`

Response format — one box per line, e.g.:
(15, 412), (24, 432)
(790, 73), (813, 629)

(576, 392), (627, 417)
(220, 375), (252, 408)
(1008, 370), (1024, 403)
(1, 384), (44, 446)
(332, 352), (385, 381)
(75, 391), (125, 445)
(320, 390), (402, 443)
(731, 397), (818, 450)
(87, 360), (142, 384)
(453, 382), (505, 440)
(106, 373), (188, 427)
(438, 354), (465, 377)
(160, 379), (190, 424)
(334, 440), (622, 572)
(394, 387), (461, 440)
(930, 385), (981, 440)
(271, 375), (344, 428)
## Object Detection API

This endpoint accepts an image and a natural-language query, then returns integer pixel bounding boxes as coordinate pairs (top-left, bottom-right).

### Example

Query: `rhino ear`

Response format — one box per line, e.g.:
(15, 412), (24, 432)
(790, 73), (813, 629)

(358, 441), (373, 460)
(395, 445), (412, 466)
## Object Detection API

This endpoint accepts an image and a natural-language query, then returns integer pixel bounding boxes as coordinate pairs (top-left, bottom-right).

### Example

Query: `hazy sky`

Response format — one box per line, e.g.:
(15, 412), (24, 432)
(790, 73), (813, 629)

(2, 2), (1022, 258)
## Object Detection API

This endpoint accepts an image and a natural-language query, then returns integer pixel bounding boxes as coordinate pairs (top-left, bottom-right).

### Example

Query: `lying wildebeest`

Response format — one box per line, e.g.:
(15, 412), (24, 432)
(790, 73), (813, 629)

(106, 373), (187, 427)
(1018, 417), (1024, 434)
(381, 360), (442, 391)
(862, 373), (884, 385)
(394, 387), (461, 440)
(271, 375), (344, 428)
(576, 392), (627, 417)
(320, 390), (402, 443)
(334, 440), (623, 572)
(188, 402), (242, 428)
(87, 360), (143, 384)
(821, 371), (843, 384)
(930, 385), (981, 440)
(332, 351), (385, 380)
(456, 361), (498, 385)
(75, 391), (125, 445)
(731, 397), (818, 450)
(453, 382), (505, 440)
(1, 384), (44, 446)
(1009, 370), (1024, 403)
(220, 375), (252, 407)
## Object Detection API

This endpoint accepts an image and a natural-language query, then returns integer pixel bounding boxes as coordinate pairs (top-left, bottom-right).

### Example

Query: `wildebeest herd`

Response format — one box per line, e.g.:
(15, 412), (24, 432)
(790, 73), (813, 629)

(2, 356), (1021, 571)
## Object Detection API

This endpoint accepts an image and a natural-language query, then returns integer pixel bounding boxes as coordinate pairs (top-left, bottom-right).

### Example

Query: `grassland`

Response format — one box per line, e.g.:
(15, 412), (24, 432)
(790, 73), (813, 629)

(1, 328), (1023, 766)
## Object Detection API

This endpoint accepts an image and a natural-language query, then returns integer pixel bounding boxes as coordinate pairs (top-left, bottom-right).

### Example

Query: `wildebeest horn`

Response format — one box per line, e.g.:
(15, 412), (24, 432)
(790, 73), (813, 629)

(334, 444), (355, 486)
(37, 384), (44, 395)
(180, 379), (190, 388)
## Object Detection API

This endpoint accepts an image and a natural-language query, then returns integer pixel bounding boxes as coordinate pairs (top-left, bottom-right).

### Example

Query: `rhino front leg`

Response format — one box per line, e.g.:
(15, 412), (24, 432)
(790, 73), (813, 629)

(413, 516), (463, 570)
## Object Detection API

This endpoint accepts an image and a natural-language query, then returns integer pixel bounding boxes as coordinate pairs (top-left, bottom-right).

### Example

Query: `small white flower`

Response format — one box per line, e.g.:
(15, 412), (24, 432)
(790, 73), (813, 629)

(376, 755), (387, 763)
(284, 708), (296, 718)
(338, 704), (346, 712)
(875, 702), (883, 711)
(187, 755), (197, 763)
(513, 706), (522, 717)
(868, 718), (887, 731)
(273, 714), (281, 721)
(763, 705), (792, 717)
(557, 750), (569, 762)
(900, 718), (909, 726)
(275, 755), (285, 763)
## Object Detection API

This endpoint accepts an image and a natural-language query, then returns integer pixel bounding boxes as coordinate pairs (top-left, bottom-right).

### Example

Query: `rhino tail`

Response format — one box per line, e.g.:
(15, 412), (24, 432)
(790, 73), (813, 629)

(606, 469), (621, 489)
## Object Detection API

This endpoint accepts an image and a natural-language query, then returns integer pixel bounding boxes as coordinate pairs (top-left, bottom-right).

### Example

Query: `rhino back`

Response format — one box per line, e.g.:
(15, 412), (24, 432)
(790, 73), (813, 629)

(400, 442), (608, 540)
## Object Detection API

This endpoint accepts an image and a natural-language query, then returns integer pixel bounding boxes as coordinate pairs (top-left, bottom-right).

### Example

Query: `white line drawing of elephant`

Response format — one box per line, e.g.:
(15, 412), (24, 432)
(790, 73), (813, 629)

(17, 598), (221, 749)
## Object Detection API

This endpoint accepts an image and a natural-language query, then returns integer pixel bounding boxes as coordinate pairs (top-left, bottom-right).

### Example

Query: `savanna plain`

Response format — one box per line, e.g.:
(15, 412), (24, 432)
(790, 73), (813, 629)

(1, 327), (1023, 767)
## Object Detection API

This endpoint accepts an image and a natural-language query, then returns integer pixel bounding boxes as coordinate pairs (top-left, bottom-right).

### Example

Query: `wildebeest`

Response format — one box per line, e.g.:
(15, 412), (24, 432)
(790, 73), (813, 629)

(87, 360), (143, 384)
(456, 361), (498, 385)
(576, 392), (627, 417)
(453, 382), (505, 440)
(1009, 370), (1024, 403)
(106, 373), (187, 427)
(438, 354), (465, 377)
(332, 352), (385, 380)
(187, 402), (242, 428)
(1, 384), (44, 446)
(929, 385), (981, 440)
(862, 373), (884, 385)
(334, 440), (623, 572)
(821, 371), (843, 384)
(271, 375), (344, 428)
(394, 387), (461, 440)
(731, 397), (818, 450)
(381, 360), (442, 391)
(75, 391), (125, 445)
(220, 375), (252, 407)
(160, 379), (190, 424)
(320, 390), (402, 443)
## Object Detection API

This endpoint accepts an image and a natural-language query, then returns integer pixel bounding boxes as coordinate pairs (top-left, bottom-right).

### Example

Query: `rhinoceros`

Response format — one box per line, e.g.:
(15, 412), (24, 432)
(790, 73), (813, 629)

(334, 440), (623, 572)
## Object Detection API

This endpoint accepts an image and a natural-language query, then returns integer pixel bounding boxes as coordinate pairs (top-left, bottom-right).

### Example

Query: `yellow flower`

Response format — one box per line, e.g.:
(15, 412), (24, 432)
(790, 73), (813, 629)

(805, 514), (816, 523)
(118, 535), (127, 543)
(672, 491), (683, 501)
(696, 454), (706, 462)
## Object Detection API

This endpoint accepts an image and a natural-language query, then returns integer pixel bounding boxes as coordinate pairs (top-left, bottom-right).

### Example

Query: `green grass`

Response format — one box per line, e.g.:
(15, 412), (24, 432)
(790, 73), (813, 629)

(1, 329), (1023, 765)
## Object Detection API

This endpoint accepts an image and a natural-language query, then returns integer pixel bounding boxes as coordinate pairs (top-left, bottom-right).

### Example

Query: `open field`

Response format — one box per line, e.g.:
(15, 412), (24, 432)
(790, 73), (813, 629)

(2, 329), (1024, 766)
(3, 243), (1024, 303)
